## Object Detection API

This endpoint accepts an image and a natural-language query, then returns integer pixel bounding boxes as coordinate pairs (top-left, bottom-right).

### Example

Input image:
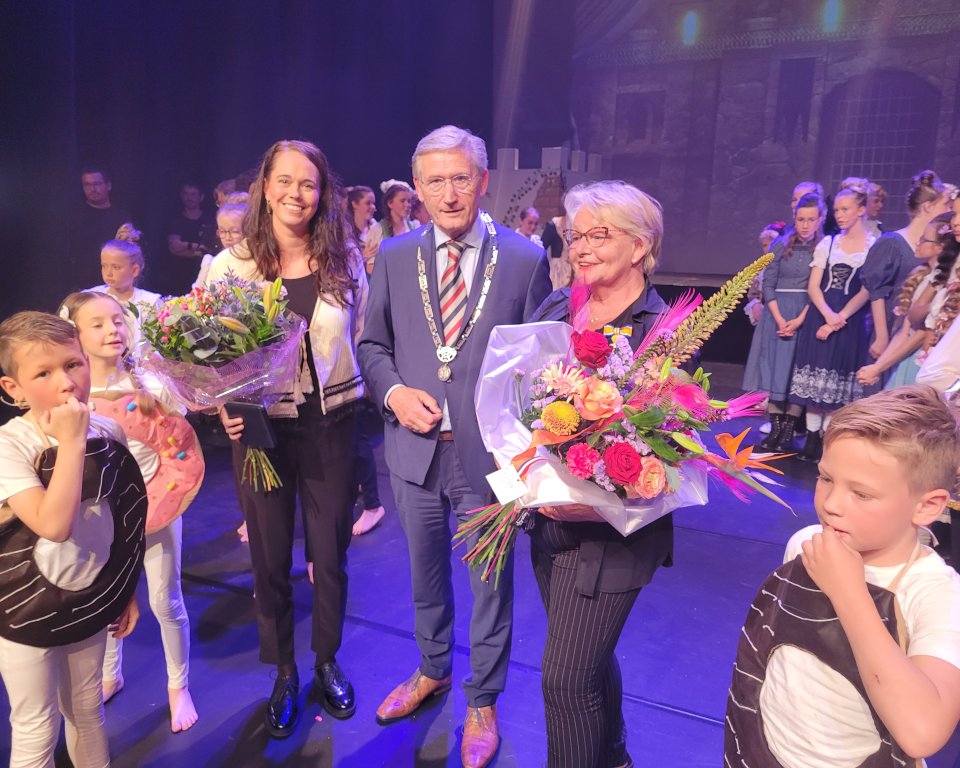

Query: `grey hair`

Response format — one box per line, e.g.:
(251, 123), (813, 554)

(564, 180), (664, 277)
(412, 125), (488, 178)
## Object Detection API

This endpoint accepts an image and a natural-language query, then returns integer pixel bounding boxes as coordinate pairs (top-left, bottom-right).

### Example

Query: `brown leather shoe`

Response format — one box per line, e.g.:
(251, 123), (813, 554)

(461, 704), (500, 768)
(375, 669), (452, 725)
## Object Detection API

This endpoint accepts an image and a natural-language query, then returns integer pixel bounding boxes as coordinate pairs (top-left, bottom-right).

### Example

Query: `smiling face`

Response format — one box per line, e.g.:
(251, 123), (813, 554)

(352, 191), (375, 225)
(100, 246), (139, 294)
(73, 296), (129, 365)
(569, 208), (647, 290)
(815, 436), (930, 566)
(0, 340), (90, 416)
(414, 148), (489, 240)
(263, 150), (321, 236)
(833, 193), (865, 232)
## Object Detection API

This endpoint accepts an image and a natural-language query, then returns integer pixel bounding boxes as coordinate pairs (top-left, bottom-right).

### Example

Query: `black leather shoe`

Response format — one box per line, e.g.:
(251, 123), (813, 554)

(265, 670), (300, 739)
(314, 660), (355, 719)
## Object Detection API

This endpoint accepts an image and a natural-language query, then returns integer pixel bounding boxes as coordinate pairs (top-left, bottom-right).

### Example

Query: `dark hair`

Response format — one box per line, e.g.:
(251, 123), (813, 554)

(520, 207), (539, 221)
(245, 140), (357, 307)
(931, 213), (960, 288)
(345, 186), (374, 241)
(906, 170), (945, 216)
(80, 167), (109, 181)
(380, 184), (411, 226)
(782, 193), (825, 261)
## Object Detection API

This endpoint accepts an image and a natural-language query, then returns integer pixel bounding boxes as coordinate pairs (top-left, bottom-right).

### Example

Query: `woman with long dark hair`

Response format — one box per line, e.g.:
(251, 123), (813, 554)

(209, 139), (367, 738)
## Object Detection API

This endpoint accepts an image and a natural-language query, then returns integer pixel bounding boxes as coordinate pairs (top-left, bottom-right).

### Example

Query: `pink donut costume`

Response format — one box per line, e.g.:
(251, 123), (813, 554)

(90, 392), (205, 534)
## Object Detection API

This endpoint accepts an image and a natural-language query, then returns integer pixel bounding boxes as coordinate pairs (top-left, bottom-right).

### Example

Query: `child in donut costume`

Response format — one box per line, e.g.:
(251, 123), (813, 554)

(63, 291), (204, 733)
(725, 386), (960, 767)
(0, 310), (144, 767)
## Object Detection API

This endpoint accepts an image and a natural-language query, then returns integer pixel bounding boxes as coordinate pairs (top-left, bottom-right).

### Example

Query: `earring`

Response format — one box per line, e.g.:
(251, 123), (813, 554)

(0, 393), (27, 410)
(266, 201), (273, 214)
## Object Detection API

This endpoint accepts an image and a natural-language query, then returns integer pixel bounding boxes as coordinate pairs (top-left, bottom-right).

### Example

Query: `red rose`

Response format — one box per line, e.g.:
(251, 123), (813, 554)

(602, 442), (643, 485)
(572, 330), (612, 368)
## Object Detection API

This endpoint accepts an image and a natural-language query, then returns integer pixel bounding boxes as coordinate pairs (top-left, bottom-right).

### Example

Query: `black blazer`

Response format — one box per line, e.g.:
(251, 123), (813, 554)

(529, 284), (675, 596)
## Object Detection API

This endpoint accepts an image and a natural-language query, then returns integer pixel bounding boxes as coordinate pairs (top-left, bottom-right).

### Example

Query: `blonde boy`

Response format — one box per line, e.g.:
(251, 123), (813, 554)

(0, 312), (140, 767)
(726, 385), (960, 767)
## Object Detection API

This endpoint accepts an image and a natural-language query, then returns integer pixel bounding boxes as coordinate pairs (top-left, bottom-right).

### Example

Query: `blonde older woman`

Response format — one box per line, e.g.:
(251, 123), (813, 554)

(528, 180), (667, 768)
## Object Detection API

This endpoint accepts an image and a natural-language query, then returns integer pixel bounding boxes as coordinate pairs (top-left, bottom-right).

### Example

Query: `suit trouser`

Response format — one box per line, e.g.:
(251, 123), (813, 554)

(532, 542), (639, 768)
(233, 397), (357, 666)
(390, 441), (514, 708)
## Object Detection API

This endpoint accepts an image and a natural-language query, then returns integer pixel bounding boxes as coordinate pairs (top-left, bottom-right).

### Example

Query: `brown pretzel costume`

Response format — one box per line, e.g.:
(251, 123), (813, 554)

(0, 434), (147, 647)
(725, 553), (921, 768)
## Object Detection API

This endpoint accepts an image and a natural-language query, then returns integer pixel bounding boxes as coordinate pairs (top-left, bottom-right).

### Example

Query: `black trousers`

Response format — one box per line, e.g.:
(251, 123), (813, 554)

(532, 529), (640, 768)
(353, 399), (382, 510)
(232, 397), (357, 666)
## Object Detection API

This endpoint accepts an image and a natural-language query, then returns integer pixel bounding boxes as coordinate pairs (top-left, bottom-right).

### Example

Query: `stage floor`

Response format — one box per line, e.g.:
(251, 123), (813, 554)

(4, 401), (960, 767)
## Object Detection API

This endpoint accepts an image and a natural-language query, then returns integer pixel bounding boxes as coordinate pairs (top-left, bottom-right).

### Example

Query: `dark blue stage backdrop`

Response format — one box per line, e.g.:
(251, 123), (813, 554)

(0, 1), (495, 313)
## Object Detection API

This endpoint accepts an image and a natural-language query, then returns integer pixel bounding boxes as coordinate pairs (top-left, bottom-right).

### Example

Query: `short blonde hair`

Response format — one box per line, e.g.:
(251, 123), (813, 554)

(824, 385), (960, 496)
(0, 312), (79, 378)
(564, 180), (663, 276)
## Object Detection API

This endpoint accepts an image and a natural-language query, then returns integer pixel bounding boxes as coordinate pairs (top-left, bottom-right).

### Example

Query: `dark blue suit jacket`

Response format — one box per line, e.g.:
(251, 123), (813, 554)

(358, 220), (551, 497)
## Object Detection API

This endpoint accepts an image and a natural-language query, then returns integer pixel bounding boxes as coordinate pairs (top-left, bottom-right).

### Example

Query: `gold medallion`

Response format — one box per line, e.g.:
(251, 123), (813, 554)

(438, 364), (452, 382)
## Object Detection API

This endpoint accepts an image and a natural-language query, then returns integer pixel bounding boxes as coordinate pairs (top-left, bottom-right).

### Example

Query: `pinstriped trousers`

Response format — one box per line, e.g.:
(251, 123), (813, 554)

(532, 537), (639, 768)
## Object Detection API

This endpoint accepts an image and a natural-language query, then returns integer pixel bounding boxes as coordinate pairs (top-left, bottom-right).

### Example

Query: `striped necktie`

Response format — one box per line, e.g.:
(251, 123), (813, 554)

(439, 240), (468, 345)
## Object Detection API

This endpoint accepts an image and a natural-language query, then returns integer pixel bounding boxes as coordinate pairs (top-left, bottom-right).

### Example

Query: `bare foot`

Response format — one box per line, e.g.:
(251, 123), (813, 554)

(352, 506), (385, 536)
(102, 674), (124, 703)
(169, 686), (199, 733)
(307, 561), (314, 585)
(237, 521), (249, 543)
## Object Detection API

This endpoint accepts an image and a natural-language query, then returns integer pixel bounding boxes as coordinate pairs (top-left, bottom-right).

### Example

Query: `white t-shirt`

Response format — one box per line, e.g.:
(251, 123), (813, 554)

(759, 524), (960, 768)
(0, 414), (127, 592)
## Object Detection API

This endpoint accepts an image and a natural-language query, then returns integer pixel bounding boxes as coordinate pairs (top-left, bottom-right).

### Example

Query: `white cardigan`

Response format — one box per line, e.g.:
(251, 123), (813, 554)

(204, 240), (368, 415)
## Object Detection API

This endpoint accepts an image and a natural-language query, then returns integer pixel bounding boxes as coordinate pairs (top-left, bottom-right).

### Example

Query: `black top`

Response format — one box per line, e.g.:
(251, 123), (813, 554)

(69, 204), (133, 291)
(283, 273), (320, 394)
(529, 283), (674, 596)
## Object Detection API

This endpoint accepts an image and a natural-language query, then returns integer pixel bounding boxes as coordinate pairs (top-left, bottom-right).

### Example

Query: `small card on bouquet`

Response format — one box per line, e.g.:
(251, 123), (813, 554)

(486, 465), (527, 505)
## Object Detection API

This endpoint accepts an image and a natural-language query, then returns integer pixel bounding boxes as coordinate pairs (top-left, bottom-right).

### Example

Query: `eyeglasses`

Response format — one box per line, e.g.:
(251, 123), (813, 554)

(917, 237), (940, 246)
(419, 174), (478, 196)
(562, 226), (625, 247)
(217, 228), (243, 237)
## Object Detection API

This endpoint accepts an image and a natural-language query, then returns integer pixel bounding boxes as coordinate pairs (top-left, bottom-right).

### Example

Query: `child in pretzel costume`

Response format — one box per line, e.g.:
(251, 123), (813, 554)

(61, 291), (205, 734)
(726, 386), (960, 767)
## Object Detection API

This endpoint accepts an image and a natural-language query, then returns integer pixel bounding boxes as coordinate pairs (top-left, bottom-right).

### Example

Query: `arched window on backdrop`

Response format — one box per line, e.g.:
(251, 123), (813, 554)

(816, 69), (940, 225)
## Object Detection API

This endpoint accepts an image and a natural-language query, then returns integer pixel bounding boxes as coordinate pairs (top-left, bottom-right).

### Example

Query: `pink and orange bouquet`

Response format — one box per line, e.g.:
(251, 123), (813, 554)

(455, 254), (790, 585)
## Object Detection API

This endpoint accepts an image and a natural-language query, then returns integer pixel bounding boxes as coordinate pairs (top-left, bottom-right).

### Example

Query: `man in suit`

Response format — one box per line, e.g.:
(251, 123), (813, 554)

(358, 125), (550, 768)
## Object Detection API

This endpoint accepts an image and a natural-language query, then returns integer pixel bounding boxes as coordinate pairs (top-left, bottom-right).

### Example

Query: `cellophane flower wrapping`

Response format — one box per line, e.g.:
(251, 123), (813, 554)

(475, 321), (708, 535)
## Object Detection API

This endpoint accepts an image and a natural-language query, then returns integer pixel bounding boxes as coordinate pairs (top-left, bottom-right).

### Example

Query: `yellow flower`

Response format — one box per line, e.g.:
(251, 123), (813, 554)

(541, 401), (581, 436)
(216, 316), (250, 334)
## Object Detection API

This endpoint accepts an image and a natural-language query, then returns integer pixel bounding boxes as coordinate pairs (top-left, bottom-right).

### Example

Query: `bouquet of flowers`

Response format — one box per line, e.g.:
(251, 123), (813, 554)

(454, 254), (791, 585)
(138, 274), (307, 491)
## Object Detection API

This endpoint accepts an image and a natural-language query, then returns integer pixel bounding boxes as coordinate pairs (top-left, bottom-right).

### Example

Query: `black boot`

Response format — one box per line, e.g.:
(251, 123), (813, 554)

(775, 415), (798, 452)
(760, 414), (783, 451)
(313, 660), (355, 719)
(265, 668), (300, 738)
(798, 430), (822, 462)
